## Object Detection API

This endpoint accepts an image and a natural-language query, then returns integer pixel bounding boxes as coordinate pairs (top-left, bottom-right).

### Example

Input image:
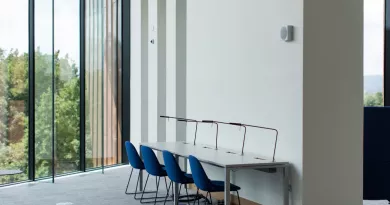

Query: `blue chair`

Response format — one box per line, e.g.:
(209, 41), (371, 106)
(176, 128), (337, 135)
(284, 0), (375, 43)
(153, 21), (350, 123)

(189, 155), (241, 205)
(140, 146), (171, 204)
(124, 141), (165, 201)
(162, 150), (197, 205)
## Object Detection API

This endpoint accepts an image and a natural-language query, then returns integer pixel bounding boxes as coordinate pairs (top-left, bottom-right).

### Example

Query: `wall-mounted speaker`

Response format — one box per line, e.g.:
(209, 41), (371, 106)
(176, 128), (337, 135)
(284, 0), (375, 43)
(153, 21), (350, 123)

(280, 25), (294, 42)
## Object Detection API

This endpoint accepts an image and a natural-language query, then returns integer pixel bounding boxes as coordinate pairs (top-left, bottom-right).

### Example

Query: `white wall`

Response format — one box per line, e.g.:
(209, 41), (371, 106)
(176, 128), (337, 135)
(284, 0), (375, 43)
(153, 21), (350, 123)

(132, 0), (180, 148)
(166, 0), (177, 142)
(302, 0), (363, 204)
(131, 0), (363, 204)
(131, 0), (149, 149)
(186, 1), (303, 204)
(186, 0), (363, 205)
(130, 0), (142, 147)
(148, 0), (159, 143)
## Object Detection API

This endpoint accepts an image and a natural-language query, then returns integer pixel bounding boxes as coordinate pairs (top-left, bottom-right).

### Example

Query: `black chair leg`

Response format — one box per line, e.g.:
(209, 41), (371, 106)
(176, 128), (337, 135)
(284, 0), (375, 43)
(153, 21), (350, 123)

(204, 192), (209, 205)
(198, 190), (200, 205)
(164, 181), (173, 205)
(133, 171), (141, 199)
(126, 169), (158, 200)
(125, 168), (134, 194)
(164, 177), (169, 193)
(193, 189), (199, 205)
(139, 175), (173, 204)
(236, 191), (241, 205)
(154, 177), (161, 205)
(185, 186), (190, 205)
(140, 174), (150, 203)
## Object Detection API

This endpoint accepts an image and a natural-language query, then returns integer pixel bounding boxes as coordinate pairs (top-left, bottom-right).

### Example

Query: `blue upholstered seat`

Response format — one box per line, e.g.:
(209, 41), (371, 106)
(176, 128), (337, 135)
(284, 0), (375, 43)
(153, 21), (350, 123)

(141, 146), (168, 177)
(125, 141), (145, 170)
(189, 155), (241, 204)
(124, 141), (146, 197)
(162, 150), (194, 184)
(162, 151), (195, 204)
(124, 142), (169, 203)
(140, 146), (170, 204)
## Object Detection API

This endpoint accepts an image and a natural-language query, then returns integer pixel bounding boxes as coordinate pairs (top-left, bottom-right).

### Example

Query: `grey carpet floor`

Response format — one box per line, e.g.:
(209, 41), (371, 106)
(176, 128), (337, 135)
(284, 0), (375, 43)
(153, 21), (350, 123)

(0, 166), (183, 205)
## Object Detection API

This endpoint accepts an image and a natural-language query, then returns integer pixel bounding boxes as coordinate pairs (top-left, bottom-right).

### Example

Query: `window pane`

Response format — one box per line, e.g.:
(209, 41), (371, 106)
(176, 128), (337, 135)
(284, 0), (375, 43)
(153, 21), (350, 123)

(0, 0), (29, 185)
(86, 0), (104, 169)
(54, 0), (80, 175)
(104, 0), (121, 166)
(364, 0), (384, 106)
(103, 0), (122, 166)
(35, 0), (54, 178)
(86, 0), (122, 169)
(117, 0), (122, 163)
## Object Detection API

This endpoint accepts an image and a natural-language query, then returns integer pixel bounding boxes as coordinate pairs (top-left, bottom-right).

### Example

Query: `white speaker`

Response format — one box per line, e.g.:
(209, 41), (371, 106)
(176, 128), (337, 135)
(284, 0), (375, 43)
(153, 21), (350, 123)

(280, 25), (294, 42)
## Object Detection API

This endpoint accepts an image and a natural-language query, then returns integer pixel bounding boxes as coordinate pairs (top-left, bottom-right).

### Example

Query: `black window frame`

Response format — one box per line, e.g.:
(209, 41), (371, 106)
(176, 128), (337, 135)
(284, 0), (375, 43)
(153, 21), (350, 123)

(21, 0), (130, 185)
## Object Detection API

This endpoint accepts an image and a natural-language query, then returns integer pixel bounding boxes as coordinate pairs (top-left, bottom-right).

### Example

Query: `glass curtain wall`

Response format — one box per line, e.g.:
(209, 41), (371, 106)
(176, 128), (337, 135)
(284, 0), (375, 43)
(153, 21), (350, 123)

(104, 0), (122, 166)
(0, 0), (29, 185)
(54, 0), (81, 175)
(0, 0), (124, 185)
(86, 0), (104, 169)
(34, 0), (54, 179)
(86, 0), (122, 169)
(34, 0), (81, 178)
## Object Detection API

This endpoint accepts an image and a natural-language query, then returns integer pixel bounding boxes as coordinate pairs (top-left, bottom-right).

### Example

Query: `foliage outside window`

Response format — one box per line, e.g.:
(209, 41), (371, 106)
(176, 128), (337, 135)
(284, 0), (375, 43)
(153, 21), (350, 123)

(0, 48), (80, 184)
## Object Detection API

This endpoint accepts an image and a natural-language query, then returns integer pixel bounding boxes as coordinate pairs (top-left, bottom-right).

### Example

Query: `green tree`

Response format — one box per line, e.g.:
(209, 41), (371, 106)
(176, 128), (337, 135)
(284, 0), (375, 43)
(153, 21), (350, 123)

(364, 92), (384, 107)
(55, 77), (80, 173)
(0, 48), (8, 143)
(0, 47), (80, 183)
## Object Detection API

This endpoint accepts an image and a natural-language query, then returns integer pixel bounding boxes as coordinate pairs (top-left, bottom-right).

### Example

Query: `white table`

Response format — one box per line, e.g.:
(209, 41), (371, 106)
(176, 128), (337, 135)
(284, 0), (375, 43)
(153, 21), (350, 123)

(140, 142), (290, 205)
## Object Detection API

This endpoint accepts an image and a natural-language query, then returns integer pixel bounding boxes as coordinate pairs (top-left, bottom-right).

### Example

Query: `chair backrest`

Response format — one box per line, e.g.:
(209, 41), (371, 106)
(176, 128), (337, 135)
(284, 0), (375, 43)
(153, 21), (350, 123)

(189, 155), (212, 191)
(125, 141), (144, 170)
(140, 146), (165, 176)
(162, 150), (186, 183)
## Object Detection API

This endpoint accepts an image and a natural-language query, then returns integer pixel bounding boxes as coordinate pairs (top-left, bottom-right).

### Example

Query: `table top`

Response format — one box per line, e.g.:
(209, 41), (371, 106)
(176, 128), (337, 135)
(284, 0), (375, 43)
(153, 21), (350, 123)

(0, 170), (22, 176)
(140, 141), (289, 169)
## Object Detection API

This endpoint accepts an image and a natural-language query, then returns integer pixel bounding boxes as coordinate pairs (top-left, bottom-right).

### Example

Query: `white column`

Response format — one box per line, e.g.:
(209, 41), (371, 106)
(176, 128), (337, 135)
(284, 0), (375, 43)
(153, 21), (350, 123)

(302, 0), (363, 204)
(157, 0), (167, 143)
(148, 0), (166, 143)
(130, 0), (147, 149)
(148, 0), (158, 143)
(176, 0), (186, 142)
(165, 0), (187, 143)
(165, 0), (176, 142)
(140, 0), (149, 145)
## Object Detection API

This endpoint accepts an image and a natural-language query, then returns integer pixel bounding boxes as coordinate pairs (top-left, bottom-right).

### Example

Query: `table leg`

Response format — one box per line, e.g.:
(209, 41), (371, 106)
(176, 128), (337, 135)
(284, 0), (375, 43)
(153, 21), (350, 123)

(174, 154), (180, 205)
(139, 170), (143, 191)
(139, 145), (143, 191)
(283, 166), (290, 205)
(183, 157), (188, 189)
(224, 167), (231, 205)
(183, 157), (187, 173)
